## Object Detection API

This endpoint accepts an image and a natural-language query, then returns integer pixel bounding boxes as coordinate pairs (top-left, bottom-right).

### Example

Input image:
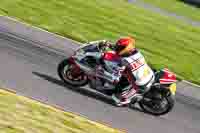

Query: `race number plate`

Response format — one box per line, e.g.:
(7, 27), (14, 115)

(169, 83), (176, 95)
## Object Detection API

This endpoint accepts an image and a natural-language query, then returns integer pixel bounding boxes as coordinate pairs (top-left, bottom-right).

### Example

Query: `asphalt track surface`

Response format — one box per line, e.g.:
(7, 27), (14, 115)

(0, 30), (200, 133)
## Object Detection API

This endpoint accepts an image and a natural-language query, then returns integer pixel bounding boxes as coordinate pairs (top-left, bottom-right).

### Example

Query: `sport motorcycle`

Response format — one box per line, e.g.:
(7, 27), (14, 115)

(57, 41), (177, 116)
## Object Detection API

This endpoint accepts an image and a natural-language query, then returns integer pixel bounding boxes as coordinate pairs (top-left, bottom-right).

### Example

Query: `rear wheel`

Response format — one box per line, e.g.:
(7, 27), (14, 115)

(139, 91), (175, 116)
(57, 59), (88, 86)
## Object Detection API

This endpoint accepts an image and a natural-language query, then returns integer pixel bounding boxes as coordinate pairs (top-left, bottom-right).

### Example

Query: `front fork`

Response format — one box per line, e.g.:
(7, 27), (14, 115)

(67, 57), (82, 78)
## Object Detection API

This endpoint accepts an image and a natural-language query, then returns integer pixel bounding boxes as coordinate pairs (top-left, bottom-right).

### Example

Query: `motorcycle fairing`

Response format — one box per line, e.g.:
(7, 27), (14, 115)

(103, 51), (120, 61)
(159, 68), (177, 84)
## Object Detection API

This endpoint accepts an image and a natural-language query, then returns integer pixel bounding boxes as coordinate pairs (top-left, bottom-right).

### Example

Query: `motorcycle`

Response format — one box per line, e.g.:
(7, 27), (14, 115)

(57, 41), (177, 116)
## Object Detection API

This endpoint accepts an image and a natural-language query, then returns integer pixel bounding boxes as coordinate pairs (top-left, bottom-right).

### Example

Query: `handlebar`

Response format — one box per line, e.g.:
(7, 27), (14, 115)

(98, 41), (115, 52)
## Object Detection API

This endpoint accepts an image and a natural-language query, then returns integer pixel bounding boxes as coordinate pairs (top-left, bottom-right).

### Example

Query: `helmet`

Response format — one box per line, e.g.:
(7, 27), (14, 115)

(115, 37), (136, 56)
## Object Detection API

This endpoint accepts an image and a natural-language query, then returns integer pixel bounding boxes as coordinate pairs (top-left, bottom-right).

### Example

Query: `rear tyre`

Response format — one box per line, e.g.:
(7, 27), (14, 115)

(139, 93), (175, 116)
(57, 58), (88, 87)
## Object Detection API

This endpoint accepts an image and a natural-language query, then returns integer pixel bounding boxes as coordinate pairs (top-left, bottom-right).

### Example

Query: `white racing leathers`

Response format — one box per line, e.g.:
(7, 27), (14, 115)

(121, 50), (155, 88)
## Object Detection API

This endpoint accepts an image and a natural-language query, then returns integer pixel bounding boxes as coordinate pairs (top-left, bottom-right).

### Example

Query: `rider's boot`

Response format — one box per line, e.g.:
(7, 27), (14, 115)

(112, 85), (141, 107)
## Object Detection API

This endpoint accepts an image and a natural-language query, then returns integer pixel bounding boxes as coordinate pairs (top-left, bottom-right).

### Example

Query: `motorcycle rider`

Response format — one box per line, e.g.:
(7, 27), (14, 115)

(79, 37), (155, 106)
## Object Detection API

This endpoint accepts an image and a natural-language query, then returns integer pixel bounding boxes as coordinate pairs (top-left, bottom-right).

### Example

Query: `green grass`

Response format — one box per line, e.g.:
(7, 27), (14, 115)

(0, 0), (200, 84)
(0, 88), (123, 133)
(139, 0), (200, 22)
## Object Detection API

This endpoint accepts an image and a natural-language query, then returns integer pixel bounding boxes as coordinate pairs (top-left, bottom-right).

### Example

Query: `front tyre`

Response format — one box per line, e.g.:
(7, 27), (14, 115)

(57, 58), (88, 87)
(139, 93), (175, 116)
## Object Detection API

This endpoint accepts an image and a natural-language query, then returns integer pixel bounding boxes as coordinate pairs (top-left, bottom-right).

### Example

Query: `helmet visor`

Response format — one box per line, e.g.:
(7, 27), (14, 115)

(115, 45), (126, 53)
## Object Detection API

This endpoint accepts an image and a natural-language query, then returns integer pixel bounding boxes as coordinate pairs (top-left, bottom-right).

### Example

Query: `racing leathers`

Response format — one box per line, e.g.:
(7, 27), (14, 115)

(109, 50), (155, 106)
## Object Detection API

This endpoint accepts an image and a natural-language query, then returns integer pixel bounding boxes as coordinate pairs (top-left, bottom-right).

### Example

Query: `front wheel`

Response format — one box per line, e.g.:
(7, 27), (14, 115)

(139, 92), (175, 116)
(57, 58), (88, 87)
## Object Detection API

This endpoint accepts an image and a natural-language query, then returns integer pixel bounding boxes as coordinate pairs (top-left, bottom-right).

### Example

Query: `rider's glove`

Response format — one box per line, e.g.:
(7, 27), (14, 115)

(99, 40), (107, 48)
(99, 40), (113, 49)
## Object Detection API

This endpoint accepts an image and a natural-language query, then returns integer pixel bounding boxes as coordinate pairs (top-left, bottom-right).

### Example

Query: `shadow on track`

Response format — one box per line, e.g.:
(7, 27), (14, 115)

(32, 71), (144, 113)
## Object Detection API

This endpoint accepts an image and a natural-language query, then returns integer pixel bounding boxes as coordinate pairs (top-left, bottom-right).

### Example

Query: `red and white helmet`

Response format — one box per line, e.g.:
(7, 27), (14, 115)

(115, 37), (136, 56)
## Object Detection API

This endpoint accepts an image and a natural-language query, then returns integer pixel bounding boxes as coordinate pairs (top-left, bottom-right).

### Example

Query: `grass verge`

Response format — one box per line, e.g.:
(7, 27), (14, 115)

(0, 88), (123, 133)
(0, 0), (200, 84)
(0, 9), (6, 16)
(139, 0), (200, 22)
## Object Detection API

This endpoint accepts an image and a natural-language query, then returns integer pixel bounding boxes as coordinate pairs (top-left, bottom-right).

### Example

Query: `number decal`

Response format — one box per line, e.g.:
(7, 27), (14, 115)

(130, 58), (144, 71)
